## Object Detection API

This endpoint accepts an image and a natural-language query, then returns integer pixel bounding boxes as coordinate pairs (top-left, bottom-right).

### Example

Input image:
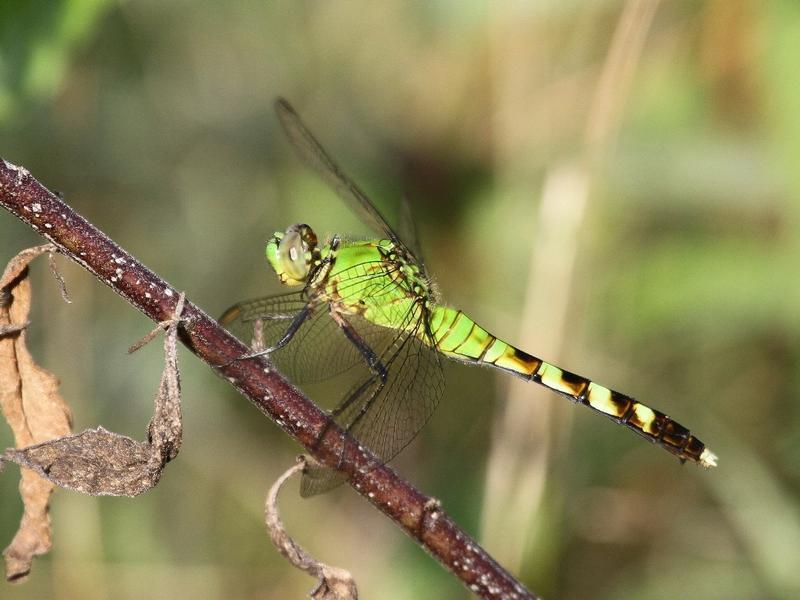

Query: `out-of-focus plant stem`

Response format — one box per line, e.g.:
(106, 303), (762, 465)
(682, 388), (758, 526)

(482, 0), (662, 572)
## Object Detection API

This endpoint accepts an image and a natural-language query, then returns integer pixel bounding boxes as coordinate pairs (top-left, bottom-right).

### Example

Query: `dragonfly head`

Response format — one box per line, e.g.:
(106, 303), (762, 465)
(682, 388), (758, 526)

(266, 224), (319, 286)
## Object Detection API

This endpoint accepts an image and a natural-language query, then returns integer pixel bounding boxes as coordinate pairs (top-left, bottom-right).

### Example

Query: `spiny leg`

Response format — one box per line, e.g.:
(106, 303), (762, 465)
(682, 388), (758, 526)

(329, 309), (388, 388)
(301, 306), (445, 497)
(300, 310), (388, 495)
(300, 374), (386, 495)
(227, 305), (313, 364)
(327, 309), (388, 441)
(337, 305), (428, 460)
(248, 313), (294, 352)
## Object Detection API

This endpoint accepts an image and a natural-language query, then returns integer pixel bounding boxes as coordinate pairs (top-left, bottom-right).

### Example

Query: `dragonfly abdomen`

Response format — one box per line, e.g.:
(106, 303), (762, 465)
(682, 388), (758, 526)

(427, 306), (716, 468)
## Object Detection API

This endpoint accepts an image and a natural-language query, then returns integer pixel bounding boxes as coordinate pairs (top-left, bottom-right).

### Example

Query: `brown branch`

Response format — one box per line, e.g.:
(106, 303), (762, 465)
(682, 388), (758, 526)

(0, 158), (538, 600)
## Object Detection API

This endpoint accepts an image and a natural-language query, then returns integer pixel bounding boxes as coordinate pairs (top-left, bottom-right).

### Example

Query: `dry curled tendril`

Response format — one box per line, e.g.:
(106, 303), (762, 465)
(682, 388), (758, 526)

(0, 247), (185, 581)
(265, 456), (359, 600)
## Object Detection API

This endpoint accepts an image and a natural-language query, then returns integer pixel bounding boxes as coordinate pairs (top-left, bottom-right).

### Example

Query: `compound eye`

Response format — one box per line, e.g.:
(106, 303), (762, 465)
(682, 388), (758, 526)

(278, 228), (310, 281)
(278, 225), (319, 283)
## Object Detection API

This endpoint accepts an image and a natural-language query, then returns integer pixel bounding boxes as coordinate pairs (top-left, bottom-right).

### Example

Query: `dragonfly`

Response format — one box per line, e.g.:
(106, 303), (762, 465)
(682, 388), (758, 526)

(221, 98), (717, 496)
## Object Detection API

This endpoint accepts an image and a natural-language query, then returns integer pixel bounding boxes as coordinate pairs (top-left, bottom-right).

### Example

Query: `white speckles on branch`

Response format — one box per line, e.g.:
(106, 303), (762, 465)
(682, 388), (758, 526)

(31, 203), (41, 213)
(3, 160), (29, 183)
(44, 223), (52, 229)
(145, 292), (151, 299)
(14, 166), (28, 184)
(110, 266), (125, 283)
(164, 288), (173, 297)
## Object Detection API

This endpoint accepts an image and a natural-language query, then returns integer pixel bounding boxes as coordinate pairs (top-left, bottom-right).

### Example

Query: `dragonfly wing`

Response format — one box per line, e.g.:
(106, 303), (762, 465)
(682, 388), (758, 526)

(396, 195), (428, 275)
(275, 98), (416, 257)
(220, 291), (367, 384)
(300, 303), (445, 496)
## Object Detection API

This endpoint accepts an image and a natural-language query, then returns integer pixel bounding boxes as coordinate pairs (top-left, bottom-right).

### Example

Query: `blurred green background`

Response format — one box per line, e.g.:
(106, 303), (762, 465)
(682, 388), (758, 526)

(1, 1), (799, 598)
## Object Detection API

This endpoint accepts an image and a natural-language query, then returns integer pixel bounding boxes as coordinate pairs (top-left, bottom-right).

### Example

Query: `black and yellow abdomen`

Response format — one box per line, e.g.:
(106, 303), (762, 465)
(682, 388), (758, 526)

(426, 305), (716, 467)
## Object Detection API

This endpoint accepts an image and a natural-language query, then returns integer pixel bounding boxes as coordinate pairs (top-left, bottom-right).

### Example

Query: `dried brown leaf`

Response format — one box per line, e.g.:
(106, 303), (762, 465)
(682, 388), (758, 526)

(0, 251), (184, 581)
(145, 293), (184, 463)
(4, 427), (160, 496)
(0, 244), (57, 292)
(0, 245), (73, 582)
(2, 294), (184, 498)
(265, 457), (359, 600)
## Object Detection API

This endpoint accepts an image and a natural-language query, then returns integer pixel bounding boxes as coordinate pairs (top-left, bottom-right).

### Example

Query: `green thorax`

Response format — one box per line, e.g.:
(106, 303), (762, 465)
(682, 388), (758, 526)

(321, 239), (431, 329)
(265, 225), (433, 330)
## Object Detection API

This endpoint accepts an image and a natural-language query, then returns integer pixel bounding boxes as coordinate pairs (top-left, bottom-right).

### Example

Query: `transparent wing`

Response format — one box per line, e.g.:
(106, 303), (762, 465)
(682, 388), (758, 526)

(219, 260), (408, 384)
(220, 291), (359, 384)
(275, 98), (420, 263)
(397, 195), (425, 272)
(300, 302), (445, 496)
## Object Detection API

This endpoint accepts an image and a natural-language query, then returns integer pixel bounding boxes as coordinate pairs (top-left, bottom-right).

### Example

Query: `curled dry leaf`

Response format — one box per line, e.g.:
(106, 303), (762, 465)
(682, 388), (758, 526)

(1, 249), (184, 580)
(5, 427), (160, 496)
(0, 245), (73, 582)
(265, 457), (359, 600)
(3, 294), (185, 497)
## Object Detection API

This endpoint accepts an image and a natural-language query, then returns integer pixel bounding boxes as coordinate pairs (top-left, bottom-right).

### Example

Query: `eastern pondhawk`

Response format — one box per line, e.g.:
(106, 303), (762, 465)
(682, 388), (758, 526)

(221, 98), (717, 495)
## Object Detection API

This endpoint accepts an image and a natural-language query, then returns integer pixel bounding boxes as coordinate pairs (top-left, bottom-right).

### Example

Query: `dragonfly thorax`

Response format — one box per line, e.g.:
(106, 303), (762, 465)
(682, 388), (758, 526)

(266, 223), (321, 286)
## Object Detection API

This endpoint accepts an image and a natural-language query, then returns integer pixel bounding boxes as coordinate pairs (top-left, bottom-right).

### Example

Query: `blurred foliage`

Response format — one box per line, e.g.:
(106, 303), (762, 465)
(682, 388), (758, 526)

(1, 1), (799, 599)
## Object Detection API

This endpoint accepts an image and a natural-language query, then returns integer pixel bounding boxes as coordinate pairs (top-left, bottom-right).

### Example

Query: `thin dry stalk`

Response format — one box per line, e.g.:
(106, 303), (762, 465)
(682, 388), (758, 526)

(482, 0), (662, 571)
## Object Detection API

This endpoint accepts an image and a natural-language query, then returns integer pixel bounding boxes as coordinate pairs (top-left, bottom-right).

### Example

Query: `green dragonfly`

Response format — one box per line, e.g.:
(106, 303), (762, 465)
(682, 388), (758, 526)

(221, 98), (717, 495)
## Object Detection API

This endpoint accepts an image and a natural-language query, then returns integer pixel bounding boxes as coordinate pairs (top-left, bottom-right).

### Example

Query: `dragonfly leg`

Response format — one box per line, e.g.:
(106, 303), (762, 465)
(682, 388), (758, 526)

(326, 309), (388, 467)
(328, 309), (388, 391)
(248, 313), (296, 352)
(332, 375), (386, 420)
(331, 377), (386, 471)
(227, 305), (313, 364)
